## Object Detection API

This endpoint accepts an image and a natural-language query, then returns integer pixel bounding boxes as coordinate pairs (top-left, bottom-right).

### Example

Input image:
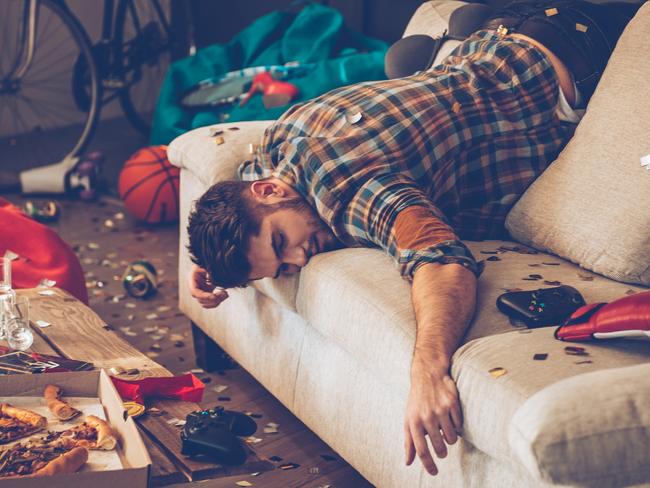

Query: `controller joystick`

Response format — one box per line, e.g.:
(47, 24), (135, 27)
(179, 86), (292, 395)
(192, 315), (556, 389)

(497, 285), (586, 328)
(180, 406), (258, 465)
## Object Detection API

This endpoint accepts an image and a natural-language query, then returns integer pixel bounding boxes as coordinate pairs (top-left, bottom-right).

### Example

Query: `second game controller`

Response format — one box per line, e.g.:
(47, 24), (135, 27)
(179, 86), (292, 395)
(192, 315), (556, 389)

(496, 285), (586, 328)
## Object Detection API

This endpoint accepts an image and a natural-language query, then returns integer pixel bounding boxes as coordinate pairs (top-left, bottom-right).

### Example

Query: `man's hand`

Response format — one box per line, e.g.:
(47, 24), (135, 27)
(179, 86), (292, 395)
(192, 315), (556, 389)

(404, 359), (463, 476)
(188, 264), (229, 309)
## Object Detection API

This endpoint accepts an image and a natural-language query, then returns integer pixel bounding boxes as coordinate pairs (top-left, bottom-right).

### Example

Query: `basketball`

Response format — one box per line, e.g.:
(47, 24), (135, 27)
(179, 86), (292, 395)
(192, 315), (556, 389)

(118, 146), (180, 224)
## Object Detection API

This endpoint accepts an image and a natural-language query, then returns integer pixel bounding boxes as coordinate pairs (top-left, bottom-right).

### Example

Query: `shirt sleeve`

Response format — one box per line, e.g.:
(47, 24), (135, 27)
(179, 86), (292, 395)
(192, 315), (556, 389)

(340, 174), (482, 280)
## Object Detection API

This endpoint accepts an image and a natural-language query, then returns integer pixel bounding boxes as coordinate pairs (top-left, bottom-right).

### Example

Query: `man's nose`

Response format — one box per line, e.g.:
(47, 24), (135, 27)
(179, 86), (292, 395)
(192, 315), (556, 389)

(285, 246), (309, 268)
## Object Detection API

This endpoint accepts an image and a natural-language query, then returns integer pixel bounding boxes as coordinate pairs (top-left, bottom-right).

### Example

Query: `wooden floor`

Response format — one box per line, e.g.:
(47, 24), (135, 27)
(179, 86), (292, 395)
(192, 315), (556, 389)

(4, 193), (373, 488)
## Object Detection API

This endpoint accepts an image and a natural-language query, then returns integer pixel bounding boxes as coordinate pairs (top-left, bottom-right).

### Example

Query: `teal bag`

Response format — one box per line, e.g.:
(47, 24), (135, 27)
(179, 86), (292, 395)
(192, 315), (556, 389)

(150, 3), (388, 145)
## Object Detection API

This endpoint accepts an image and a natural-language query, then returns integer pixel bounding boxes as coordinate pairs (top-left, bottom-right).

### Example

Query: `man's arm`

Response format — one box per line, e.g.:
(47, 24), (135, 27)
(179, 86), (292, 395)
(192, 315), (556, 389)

(404, 261), (477, 475)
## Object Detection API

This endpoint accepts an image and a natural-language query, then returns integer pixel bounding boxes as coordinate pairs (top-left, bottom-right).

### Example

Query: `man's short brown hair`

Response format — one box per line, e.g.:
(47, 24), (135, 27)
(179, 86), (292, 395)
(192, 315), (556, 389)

(187, 179), (306, 288)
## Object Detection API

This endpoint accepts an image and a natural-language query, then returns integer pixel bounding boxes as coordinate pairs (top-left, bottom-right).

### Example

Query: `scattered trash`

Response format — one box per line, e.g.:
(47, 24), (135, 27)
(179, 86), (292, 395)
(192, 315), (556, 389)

(23, 200), (61, 223)
(122, 260), (158, 298)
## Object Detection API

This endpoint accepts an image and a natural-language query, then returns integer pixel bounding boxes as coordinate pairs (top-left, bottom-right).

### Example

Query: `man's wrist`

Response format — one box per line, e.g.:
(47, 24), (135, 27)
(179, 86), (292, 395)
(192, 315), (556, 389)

(411, 350), (450, 376)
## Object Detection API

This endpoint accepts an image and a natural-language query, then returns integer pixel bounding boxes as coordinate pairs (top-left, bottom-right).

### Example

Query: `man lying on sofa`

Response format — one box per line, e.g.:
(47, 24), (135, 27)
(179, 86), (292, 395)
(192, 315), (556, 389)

(184, 0), (637, 477)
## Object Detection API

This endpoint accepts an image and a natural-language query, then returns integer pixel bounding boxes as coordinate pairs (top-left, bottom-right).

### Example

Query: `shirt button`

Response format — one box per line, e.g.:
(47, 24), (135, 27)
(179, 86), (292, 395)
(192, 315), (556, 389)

(346, 112), (363, 124)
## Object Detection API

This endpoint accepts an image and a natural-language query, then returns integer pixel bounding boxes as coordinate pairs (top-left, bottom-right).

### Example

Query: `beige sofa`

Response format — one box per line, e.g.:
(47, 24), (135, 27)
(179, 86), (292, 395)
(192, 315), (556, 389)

(170, 2), (650, 487)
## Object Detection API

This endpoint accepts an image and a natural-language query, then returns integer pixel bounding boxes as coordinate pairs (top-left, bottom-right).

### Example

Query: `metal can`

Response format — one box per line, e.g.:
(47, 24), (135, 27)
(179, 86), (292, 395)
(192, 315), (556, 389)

(122, 260), (158, 299)
(23, 201), (60, 223)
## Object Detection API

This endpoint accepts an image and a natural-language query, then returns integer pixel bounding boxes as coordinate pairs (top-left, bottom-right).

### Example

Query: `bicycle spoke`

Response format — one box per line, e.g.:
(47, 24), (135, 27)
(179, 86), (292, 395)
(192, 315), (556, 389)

(1, 2), (23, 79)
(18, 93), (81, 118)
(15, 92), (56, 127)
(37, 5), (57, 47)
(16, 93), (80, 128)
(25, 48), (78, 79)
(22, 67), (75, 85)
(0, 98), (10, 131)
(9, 95), (30, 137)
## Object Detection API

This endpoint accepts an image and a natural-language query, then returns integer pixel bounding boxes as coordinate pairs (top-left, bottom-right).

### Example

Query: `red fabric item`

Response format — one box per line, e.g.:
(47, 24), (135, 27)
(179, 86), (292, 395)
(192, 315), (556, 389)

(111, 374), (205, 404)
(0, 197), (88, 304)
(555, 290), (650, 341)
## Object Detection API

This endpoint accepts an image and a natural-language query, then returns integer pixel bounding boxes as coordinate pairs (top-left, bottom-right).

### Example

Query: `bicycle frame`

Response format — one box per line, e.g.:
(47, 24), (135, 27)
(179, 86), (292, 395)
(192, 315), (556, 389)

(8, 0), (38, 80)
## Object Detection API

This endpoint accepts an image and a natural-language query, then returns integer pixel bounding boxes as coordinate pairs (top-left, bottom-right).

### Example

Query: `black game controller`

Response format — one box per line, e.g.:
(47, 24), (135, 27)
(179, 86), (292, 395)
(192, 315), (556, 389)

(496, 285), (586, 328)
(180, 406), (258, 465)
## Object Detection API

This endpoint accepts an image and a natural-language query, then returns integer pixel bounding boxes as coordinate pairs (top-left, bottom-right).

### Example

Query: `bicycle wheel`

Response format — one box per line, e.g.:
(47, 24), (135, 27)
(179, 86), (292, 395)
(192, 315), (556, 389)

(114, 0), (180, 136)
(0, 0), (99, 169)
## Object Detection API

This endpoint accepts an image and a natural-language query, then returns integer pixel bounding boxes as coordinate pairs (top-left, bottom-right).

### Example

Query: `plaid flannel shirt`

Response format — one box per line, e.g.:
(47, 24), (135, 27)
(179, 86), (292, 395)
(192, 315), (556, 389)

(239, 30), (575, 280)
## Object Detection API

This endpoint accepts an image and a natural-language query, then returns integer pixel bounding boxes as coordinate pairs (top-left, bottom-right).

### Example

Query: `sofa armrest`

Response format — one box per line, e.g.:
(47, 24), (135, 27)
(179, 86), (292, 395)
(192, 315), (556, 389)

(167, 120), (274, 187)
(402, 0), (468, 38)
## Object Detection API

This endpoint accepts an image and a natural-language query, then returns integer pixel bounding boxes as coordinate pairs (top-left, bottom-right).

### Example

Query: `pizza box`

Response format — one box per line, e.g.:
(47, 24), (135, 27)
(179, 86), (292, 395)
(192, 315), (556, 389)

(0, 369), (151, 487)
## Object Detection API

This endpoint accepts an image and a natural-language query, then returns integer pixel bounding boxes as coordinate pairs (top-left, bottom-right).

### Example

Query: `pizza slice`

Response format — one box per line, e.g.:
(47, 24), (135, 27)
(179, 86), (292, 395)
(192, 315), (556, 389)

(0, 403), (47, 445)
(58, 415), (117, 450)
(0, 437), (88, 478)
(43, 385), (82, 421)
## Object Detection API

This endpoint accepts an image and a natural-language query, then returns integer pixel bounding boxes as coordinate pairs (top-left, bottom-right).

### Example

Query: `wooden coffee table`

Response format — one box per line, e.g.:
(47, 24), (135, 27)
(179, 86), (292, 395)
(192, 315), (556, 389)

(17, 287), (273, 487)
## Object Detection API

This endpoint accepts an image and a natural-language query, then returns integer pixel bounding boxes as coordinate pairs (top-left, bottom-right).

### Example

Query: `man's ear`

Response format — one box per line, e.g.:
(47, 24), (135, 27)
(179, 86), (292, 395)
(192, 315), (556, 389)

(250, 180), (286, 202)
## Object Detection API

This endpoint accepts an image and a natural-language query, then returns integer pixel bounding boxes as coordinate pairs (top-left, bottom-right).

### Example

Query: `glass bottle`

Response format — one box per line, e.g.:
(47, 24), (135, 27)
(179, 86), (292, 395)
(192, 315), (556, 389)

(0, 257), (16, 341)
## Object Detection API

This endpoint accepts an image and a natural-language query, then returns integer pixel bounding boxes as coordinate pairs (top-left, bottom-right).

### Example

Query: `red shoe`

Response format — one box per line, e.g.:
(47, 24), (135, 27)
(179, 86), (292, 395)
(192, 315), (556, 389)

(239, 72), (299, 109)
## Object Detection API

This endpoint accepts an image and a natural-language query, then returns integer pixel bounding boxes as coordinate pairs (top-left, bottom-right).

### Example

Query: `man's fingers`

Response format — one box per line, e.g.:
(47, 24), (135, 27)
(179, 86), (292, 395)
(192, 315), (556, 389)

(423, 419), (447, 459)
(404, 423), (416, 466)
(439, 416), (458, 445)
(444, 376), (464, 434)
(450, 401), (463, 434)
(196, 290), (228, 309)
(411, 424), (438, 475)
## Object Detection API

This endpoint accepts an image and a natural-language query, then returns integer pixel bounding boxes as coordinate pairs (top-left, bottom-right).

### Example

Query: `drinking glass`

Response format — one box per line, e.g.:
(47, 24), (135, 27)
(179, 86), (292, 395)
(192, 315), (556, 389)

(6, 296), (34, 351)
(0, 257), (15, 341)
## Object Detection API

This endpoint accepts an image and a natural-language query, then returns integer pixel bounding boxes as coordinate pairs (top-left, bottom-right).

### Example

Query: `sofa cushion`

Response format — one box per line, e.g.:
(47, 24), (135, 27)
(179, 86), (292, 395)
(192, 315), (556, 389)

(167, 120), (273, 188)
(505, 3), (650, 286)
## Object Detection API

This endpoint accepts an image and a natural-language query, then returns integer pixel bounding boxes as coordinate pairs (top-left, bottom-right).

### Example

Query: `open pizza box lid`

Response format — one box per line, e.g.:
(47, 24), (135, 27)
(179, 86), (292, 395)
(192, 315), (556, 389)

(0, 369), (151, 488)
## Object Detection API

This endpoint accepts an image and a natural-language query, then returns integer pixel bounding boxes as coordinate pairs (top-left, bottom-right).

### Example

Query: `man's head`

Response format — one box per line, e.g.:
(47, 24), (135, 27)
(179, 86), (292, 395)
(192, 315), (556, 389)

(187, 178), (340, 288)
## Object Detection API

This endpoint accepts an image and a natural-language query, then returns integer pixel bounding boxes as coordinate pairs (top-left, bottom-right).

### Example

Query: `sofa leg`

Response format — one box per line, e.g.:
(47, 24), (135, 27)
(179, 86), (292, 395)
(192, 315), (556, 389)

(191, 322), (237, 372)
